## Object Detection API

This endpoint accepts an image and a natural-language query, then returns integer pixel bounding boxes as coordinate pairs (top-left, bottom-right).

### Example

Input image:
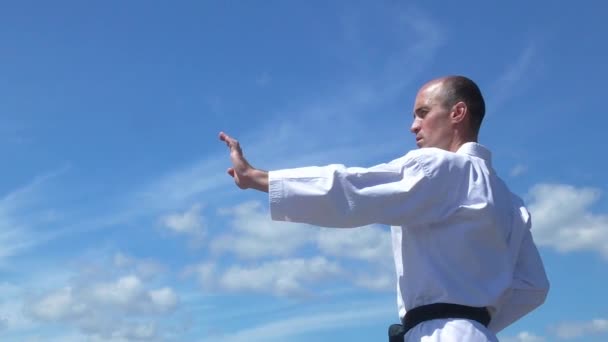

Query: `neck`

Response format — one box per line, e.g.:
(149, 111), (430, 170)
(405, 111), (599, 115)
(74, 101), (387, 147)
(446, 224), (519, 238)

(447, 133), (478, 152)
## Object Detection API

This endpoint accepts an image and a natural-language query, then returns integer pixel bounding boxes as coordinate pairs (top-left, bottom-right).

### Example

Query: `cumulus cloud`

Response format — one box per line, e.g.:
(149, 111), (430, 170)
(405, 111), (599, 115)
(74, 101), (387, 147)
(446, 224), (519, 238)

(552, 318), (608, 339)
(353, 273), (395, 292)
(317, 225), (394, 291)
(527, 183), (608, 258)
(113, 252), (165, 280)
(211, 201), (316, 259)
(160, 203), (206, 245)
(212, 201), (393, 263)
(87, 275), (177, 314)
(0, 281), (39, 332)
(186, 257), (343, 297)
(208, 201), (395, 293)
(28, 286), (86, 321)
(25, 274), (178, 340)
(317, 225), (392, 264)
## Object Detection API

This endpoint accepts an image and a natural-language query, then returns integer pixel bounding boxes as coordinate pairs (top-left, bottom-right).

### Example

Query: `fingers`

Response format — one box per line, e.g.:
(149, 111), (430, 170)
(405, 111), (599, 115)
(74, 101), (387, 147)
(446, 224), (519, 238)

(219, 131), (241, 153)
(220, 132), (243, 158)
(219, 131), (235, 145)
(219, 131), (229, 142)
(221, 132), (248, 190)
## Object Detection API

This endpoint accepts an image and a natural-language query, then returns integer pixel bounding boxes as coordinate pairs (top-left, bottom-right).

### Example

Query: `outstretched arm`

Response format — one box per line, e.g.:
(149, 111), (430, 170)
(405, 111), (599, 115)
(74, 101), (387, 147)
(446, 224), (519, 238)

(219, 132), (269, 193)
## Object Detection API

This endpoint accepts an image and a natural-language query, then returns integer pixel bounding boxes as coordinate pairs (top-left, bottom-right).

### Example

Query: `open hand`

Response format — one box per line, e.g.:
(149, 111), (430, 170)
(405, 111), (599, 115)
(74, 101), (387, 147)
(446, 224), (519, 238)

(219, 132), (268, 192)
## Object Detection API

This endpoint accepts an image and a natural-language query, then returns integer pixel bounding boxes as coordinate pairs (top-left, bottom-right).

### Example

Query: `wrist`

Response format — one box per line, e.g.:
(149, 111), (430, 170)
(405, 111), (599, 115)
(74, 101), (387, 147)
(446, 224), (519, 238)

(247, 168), (269, 193)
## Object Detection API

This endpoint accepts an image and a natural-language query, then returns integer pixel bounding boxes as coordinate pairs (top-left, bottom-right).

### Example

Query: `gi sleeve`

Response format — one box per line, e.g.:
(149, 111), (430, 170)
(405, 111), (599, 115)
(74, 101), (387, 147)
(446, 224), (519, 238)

(488, 208), (550, 332)
(268, 153), (443, 228)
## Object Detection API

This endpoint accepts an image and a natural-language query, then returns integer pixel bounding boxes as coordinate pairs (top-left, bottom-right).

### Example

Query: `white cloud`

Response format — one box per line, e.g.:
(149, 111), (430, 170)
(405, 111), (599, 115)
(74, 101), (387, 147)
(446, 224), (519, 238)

(0, 166), (70, 263)
(123, 7), (445, 219)
(210, 201), (395, 293)
(0, 273), (73, 333)
(183, 262), (216, 289)
(28, 286), (86, 321)
(213, 303), (392, 342)
(113, 252), (165, 279)
(221, 257), (342, 297)
(353, 273), (395, 292)
(134, 158), (230, 214)
(113, 321), (158, 340)
(317, 225), (395, 291)
(114, 252), (131, 268)
(500, 331), (546, 342)
(91, 275), (144, 308)
(527, 183), (608, 258)
(187, 257), (343, 297)
(490, 42), (537, 108)
(510, 164), (528, 177)
(89, 275), (178, 314)
(148, 287), (178, 312)
(317, 225), (392, 264)
(25, 273), (178, 340)
(212, 201), (393, 264)
(552, 318), (608, 339)
(161, 203), (206, 243)
(211, 201), (316, 259)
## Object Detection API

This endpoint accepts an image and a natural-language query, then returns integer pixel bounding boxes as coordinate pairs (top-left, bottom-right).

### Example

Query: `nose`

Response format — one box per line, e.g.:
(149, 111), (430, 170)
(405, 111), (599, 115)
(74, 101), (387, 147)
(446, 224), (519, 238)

(410, 118), (421, 134)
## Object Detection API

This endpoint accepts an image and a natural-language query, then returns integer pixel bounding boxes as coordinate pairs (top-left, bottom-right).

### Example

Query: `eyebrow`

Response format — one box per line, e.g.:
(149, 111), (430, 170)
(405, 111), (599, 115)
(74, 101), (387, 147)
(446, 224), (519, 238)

(414, 106), (430, 117)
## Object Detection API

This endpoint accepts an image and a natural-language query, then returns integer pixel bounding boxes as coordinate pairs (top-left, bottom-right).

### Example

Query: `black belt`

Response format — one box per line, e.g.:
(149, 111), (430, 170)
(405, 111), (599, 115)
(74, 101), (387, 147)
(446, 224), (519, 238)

(388, 303), (491, 342)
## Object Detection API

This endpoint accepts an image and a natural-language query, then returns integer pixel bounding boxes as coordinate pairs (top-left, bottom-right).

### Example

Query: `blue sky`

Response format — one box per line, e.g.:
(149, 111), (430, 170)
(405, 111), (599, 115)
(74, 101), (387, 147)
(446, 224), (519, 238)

(1, 1), (607, 341)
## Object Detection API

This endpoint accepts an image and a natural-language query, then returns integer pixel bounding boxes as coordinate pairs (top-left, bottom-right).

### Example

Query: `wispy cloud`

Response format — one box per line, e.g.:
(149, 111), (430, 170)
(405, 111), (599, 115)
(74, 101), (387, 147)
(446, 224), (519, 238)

(101, 7), (446, 225)
(551, 318), (608, 339)
(0, 166), (70, 264)
(489, 42), (538, 109)
(212, 303), (391, 342)
(510, 164), (528, 177)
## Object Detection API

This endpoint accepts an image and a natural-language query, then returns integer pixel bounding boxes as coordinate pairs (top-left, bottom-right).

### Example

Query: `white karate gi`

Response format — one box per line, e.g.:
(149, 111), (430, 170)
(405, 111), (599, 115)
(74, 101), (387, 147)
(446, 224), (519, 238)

(268, 143), (549, 341)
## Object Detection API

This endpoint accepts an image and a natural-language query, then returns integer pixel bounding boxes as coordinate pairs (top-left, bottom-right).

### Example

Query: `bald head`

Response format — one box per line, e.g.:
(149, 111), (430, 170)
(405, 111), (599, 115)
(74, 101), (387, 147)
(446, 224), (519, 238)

(431, 76), (486, 134)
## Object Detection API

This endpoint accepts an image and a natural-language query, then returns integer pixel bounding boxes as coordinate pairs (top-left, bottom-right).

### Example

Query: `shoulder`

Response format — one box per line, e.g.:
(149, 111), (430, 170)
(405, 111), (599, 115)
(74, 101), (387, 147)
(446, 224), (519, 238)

(397, 148), (471, 178)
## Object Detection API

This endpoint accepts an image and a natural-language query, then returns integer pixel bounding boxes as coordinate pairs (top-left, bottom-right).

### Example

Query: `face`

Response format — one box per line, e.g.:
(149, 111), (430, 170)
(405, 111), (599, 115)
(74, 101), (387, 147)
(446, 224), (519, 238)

(410, 81), (454, 150)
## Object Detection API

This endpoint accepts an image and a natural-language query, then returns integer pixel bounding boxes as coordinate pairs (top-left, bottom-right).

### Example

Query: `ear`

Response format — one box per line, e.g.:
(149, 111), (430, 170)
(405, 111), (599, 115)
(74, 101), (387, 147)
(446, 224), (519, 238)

(450, 101), (467, 124)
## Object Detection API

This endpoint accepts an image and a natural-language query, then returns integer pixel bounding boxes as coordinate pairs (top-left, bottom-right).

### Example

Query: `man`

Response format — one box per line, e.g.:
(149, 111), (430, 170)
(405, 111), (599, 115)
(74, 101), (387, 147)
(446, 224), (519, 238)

(219, 75), (549, 341)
